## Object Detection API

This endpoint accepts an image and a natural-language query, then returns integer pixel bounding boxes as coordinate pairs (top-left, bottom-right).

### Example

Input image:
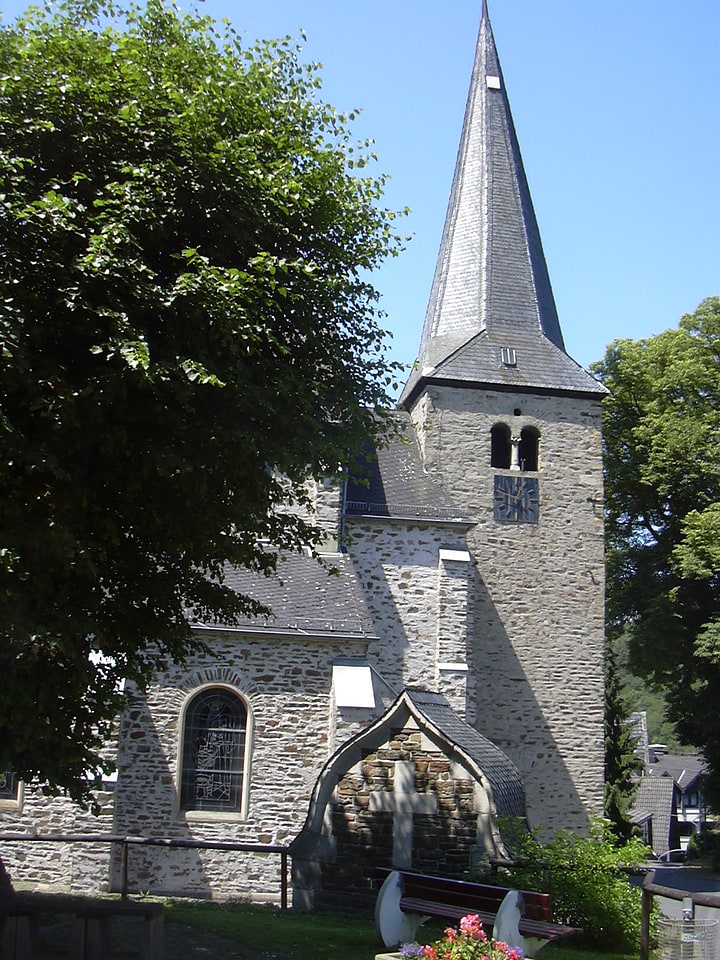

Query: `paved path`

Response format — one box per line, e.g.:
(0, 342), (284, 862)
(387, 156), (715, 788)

(649, 866), (720, 923)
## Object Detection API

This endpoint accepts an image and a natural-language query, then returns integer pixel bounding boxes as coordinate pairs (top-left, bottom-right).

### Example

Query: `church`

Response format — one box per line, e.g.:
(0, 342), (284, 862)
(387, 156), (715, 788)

(0, 3), (607, 906)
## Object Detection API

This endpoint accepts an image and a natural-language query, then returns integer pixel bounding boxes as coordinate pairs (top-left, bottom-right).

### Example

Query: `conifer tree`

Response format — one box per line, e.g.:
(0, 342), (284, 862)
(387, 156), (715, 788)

(604, 640), (641, 840)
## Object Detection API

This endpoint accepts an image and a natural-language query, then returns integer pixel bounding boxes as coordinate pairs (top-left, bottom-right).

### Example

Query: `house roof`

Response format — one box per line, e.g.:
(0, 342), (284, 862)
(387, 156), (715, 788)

(345, 413), (470, 522)
(630, 776), (678, 857)
(647, 754), (707, 793)
(193, 553), (377, 639)
(399, 4), (605, 407)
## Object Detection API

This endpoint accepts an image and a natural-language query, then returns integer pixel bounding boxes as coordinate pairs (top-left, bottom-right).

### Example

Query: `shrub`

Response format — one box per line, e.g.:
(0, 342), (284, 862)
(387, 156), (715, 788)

(686, 828), (720, 870)
(493, 818), (651, 952)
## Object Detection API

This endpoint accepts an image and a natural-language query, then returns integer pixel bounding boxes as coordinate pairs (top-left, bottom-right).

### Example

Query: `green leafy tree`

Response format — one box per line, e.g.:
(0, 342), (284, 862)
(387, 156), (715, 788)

(592, 297), (720, 806)
(0, 1), (403, 799)
(500, 819), (650, 951)
(614, 630), (695, 753)
(604, 640), (642, 840)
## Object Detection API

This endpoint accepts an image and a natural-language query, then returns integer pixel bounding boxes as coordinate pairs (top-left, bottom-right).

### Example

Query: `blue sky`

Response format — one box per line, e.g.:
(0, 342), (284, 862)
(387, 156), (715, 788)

(3, 0), (719, 378)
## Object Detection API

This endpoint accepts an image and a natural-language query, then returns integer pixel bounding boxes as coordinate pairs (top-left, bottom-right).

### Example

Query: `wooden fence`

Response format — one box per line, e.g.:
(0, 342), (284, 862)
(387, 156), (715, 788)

(641, 869), (720, 960)
(0, 833), (290, 907)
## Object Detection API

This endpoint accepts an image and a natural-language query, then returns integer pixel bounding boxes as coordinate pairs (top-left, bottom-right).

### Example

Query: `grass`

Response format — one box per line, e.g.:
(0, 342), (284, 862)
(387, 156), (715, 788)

(164, 900), (638, 960)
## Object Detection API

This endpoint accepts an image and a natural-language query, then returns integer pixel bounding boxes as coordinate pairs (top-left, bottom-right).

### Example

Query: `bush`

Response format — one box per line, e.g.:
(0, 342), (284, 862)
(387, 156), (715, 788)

(686, 828), (720, 870)
(493, 819), (651, 952)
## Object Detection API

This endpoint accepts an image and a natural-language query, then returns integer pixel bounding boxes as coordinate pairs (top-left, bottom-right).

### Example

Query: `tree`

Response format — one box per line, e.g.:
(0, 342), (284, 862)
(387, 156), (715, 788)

(0, 0), (403, 800)
(592, 296), (720, 806)
(604, 639), (641, 841)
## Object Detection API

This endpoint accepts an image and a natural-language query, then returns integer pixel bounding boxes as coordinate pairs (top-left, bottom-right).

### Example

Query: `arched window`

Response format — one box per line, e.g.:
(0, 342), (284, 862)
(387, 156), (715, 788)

(491, 424), (511, 468)
(519, 427), (540, 472)
(179, 687), (248, 814)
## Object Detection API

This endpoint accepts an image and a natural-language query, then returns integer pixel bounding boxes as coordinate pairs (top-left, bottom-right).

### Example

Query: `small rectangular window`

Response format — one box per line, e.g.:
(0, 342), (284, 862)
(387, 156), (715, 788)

(501, 347), (517, 367)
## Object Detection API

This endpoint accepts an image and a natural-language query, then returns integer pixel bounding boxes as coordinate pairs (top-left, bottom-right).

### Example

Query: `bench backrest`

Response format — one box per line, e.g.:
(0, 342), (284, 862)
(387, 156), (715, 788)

(392, 870), (553, 923)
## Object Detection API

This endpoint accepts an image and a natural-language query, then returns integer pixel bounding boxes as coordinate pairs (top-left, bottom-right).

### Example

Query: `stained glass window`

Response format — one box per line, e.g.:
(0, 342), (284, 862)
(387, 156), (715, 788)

(179, 688), (247, 813)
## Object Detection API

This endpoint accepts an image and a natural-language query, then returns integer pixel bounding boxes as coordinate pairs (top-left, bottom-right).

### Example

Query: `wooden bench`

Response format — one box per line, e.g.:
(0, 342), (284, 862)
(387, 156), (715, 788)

(1, 891), (164, 960)
(374, 868), (582, 952)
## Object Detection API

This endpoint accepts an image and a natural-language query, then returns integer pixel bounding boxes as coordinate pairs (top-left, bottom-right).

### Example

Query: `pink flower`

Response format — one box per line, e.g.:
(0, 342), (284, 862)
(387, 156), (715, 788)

(459, 914), (485, 939)
(443, 927), (457, 941)
(422, 947), (438, 959)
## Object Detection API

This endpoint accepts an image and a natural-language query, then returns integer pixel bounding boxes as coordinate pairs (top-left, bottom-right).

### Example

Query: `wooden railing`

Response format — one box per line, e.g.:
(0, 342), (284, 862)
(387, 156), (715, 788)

(0, 833), (290, 907)
(641, 869), (720, 960)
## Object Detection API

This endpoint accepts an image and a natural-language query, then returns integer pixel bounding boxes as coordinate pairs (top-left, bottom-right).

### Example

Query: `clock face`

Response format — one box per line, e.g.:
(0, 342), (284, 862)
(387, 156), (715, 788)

(493, 475), (540, 523)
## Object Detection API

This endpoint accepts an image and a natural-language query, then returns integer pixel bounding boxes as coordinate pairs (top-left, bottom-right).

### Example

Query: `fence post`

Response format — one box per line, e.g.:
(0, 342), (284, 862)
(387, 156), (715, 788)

(281, 850), (288, 910)
(640, 884), (652, 960)
(120, 840), (129, 899)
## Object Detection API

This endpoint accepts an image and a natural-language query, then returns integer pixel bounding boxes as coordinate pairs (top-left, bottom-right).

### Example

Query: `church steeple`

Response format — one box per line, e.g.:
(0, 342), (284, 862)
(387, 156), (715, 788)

(400, 4), (603, 406)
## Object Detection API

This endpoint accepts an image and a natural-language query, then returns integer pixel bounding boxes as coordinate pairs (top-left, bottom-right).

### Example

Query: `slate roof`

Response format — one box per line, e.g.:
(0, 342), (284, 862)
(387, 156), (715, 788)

(404, 689), (526, 819)
(345, 413), (469, 522)
(399, 4), (605, 407)
(630, 776), (679, 857)
(647, 754), (707, 793)
(193, 553), (376, 638)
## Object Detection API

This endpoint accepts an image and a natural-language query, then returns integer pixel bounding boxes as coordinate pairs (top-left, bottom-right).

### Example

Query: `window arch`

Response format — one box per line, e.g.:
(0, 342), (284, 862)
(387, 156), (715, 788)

(179, 686), (249, 815)
(519, 426), (540, 472)
(490, 423), (511, 468)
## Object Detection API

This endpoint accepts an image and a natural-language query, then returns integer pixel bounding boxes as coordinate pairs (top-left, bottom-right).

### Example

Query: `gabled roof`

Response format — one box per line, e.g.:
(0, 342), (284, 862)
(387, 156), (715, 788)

(647, 754), (707, 793)
(630, 776), (679, 857)
(400, 4), (605, 407)
(291, 688), (526, 857)
(405, 689), (525, 818)
(345, 412), (470, 523)
(192, 554), (376, 639)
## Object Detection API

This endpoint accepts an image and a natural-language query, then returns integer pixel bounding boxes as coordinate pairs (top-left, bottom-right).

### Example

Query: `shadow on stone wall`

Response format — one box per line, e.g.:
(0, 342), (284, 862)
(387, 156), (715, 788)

(347, 521), (599, 839)
(348, 522), (468, 696)
(112, 687), (213, 897)
(468, 564), (598, 837)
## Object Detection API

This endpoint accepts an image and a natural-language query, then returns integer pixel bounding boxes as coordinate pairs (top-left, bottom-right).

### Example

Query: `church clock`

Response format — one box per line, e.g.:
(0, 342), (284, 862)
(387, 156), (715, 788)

(493, 475), (539, 523)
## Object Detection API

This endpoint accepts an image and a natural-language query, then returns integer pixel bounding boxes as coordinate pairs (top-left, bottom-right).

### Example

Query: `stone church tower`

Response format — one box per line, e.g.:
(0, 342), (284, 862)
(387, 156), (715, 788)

(397, 3), (608, 833)
(0, 3), (607, 905)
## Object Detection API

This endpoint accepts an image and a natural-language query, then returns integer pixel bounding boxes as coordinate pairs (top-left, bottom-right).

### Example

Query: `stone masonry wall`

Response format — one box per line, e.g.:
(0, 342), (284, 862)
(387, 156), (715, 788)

(408, 385), (605, 835)
(310, 724), (494, 912)
(1, 631), (378, 899)
(0, 774), (117, 893)
(110, 633), (374, 898)
(344, 522), (470, 699)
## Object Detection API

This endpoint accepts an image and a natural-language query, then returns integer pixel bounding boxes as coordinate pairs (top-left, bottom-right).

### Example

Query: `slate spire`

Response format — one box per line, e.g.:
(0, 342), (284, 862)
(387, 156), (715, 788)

(400, 4), (603, 406)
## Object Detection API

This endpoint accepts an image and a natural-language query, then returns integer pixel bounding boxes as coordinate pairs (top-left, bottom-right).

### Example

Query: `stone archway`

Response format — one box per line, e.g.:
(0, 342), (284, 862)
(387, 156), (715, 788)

(290, 689), (526, 910)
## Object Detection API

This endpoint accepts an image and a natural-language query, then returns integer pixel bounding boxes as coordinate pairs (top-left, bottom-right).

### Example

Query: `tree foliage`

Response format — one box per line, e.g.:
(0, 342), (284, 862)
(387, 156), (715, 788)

(613, 630), (694, 753)
(592, 296), (720, 805)
(604, 640), (642, 840)
(0, 0), (404, 798)
(499, 819), (650, 951)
